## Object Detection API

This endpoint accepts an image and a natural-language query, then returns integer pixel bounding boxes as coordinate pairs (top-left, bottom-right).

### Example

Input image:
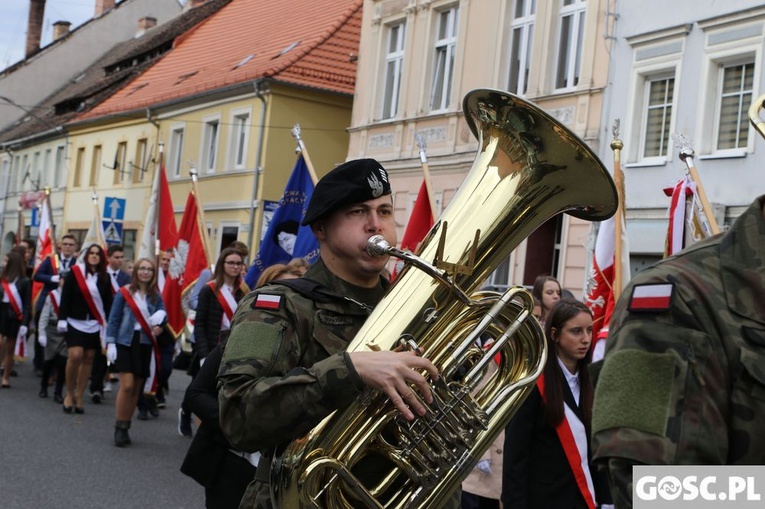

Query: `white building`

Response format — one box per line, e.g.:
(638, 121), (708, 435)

(603, 0), (765, 272)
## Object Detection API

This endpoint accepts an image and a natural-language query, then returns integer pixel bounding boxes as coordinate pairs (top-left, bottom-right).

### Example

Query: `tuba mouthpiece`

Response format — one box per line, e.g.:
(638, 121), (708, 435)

(366, 235), (390, 256)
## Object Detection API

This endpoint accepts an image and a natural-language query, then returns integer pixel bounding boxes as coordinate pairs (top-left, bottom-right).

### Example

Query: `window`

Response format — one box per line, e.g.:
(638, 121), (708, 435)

(382, 22), (406, 119)
(430, 6), (459, 111)
(715, 61), (754, 151)
(54, 145), (65, 188)
(133, 138), (148, 183)
(229, 113), (249, 169)
(73, 147), (85, 187)
(113, 142), (128, 184)
(12, 155), (20, 192)
(122, 229), (137, 261)
(555, 0), (586, 90)
(32, 151), (40, 188)
(507, 0), (536, 95)
(90, 145), (102, 187)
(202, 118), (220, 173)
(170, 126), (185, 177)
(20, 154), (28, 191)
(42, 149), (51, 187)
(642, 77), (674, 158)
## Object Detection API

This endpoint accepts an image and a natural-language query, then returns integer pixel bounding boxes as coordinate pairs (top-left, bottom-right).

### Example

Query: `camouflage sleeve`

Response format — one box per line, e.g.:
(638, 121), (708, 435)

(217, 292), (364, 452)
(591, 271), (731, 497)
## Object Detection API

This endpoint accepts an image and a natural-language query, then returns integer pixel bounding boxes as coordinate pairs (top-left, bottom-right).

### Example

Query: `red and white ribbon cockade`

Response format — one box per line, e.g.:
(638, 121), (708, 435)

(71, 263), (108, 349)
(119, 287), (162, 394)
(209, 281), (239, 331)
(536, 374), (597, 509)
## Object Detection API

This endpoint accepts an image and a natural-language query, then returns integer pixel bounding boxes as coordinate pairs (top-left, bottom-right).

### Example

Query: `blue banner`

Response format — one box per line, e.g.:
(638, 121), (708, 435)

(245, 155), (319, 288)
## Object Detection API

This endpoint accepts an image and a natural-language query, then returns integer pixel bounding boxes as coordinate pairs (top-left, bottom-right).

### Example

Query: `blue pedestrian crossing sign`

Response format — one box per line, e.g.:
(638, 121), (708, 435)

(103, 196), (126, 244)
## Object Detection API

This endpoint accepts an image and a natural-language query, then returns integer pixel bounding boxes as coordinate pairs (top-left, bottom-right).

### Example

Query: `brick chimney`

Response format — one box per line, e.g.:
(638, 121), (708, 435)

(135, 16), (157, 38)
(25, 0), (46, 58)
(95, 0), (116, 17)
(52, 21), (71, 41)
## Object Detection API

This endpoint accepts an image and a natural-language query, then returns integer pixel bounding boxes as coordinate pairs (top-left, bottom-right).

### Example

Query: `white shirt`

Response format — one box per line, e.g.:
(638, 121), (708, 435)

(557, 356), (581, 406)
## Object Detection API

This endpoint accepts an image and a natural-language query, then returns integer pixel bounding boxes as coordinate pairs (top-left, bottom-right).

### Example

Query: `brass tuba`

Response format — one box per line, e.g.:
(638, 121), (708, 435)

(271, 89), (618, 508)
(749, 93), (765, 139)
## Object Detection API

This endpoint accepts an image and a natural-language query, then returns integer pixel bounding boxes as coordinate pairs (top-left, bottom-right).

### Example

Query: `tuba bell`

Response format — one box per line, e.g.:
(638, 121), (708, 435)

(271, 89), (619, 508)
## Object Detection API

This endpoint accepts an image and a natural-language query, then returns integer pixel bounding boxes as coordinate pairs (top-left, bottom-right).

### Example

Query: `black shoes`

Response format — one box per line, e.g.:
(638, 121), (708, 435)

(53, 393), (64, 404)
(178, 409), (193, 437)
(91, 391), (103, 404)
(114, 421), (131, 447)
(136, 408), (149, 421)
(39, 388), (48, 398)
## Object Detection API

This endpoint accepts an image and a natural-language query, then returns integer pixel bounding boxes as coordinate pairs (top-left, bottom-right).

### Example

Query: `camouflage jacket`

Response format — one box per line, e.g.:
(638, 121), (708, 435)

(217, 258), (384, 508)
(591, 196), (765, 508)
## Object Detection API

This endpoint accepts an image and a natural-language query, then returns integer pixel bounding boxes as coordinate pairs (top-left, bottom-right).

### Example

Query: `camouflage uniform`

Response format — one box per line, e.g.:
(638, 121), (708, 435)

(591, 196), (765, 508)
(218, 258), (385, 508)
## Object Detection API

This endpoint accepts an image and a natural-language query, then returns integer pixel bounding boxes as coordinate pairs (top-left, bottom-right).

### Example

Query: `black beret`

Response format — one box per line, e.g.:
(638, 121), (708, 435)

(302, 158), (391, 226)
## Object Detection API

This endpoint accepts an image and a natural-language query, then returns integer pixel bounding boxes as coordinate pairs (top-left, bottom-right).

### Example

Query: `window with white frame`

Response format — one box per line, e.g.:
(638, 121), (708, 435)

(555, 0), (586, 90)
(202, 118), (220, 173)
(54, 145), (65, 188)
(133, 138), (148, 183)
(430, 6), (459, 111)
(114, 141), (128, 184)
(170, 126), (185, 178)
(642, 76), (675, 158)
(32, 151), (40, 188)
(382, 21), (406, 119)
(42, 148), (51, 187)
(715, 60), (754, 151)
(229, 112), (250, 169)
(507, 0), (536, 95)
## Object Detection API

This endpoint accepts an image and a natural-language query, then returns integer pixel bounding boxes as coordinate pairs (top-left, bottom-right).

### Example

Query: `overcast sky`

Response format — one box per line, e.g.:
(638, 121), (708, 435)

(1, 0), (97, 69)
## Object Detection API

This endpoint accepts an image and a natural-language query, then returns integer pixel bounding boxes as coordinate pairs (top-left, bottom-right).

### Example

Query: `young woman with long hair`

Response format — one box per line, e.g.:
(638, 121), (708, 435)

(502, 298), (610, 509)
(57, 243), (112, 414)
(0, 252), (31, 388)
(531, 275), (562, 326)
(193, 248), (246, 365)
(106, 257), (166, 447)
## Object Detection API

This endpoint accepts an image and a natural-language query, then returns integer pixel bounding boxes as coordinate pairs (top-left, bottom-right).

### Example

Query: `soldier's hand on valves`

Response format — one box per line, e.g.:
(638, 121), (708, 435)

(348, 350), (439, 421)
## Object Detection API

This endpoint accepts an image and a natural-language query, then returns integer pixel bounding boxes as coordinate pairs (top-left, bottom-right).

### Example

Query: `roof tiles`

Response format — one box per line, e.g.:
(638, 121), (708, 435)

(80, 0), (362, 120)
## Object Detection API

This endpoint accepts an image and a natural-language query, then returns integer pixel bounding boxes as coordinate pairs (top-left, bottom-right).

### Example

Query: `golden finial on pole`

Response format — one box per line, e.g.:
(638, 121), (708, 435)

(610, 119), (625, 301)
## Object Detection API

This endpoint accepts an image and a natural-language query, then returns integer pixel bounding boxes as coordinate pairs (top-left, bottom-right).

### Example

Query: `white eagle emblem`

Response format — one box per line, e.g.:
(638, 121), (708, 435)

(169, 240), (189, 280)
(367, 172), (384, 198)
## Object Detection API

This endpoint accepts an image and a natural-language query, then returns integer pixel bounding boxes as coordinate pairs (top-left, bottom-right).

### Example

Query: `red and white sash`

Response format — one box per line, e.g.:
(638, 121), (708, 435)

(71, 263), (108, 348)
(119, 287), (162, 394)
(536, 374), (597, 509)
(209, 281), (238, 331)
(49, 288), (61, 316)
(2, 280), (23, 322)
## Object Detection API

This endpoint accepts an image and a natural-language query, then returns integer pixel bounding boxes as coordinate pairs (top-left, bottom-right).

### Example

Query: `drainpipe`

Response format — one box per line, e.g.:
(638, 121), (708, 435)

(247, 80), (269, 255)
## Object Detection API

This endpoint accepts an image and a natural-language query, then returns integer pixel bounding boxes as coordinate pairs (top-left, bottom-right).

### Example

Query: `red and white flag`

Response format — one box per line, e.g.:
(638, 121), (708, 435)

(394, 180), (434, 278)
(584, 214), (630, 362)
(163, 191), (208, 337)
(139, 162), (178, 260)
(664, 177), (692, 257)
(32, 195), (55, 308)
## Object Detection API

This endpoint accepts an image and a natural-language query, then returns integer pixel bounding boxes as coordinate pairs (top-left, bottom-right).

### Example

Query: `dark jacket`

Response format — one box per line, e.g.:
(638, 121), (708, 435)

(58, 268), (113, 322)
(503, 382), (609, 509)
(33, 255), (74, 312)
(194, 283), (244, 359)
(0, 277), (32, 327)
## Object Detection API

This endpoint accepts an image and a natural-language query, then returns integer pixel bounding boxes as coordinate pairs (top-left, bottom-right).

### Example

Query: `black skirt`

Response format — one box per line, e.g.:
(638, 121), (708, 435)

(66, 325), (101, 350)
(115, 331), (152, 378)
(0, 302), (21, 338)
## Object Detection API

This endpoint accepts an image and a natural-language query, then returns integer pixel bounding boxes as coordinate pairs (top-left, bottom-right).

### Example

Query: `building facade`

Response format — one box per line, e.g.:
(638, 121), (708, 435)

(603, 0), (765, 272)
(349, 0), (614, 295)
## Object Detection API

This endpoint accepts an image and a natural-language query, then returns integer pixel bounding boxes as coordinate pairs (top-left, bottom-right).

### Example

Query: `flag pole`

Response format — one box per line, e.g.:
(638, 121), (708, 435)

(16, 199), (23, 245)
(155, 143), (165, 260)
(292, 124), (318, 185)
(415, 133), (439, 221)
(189, 166), (212, 266)
(678, 148), (720, 236)
(610, 120), (625, 302)
(91, 188), (106, 248)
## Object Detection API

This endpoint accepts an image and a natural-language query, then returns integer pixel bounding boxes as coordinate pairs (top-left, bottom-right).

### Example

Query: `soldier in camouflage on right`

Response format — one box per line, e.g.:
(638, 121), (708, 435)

(591, 195), (765, 508)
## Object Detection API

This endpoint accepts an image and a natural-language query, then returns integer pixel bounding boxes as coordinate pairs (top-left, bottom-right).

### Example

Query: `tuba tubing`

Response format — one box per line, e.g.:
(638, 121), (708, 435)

(271, 89), (618, 509)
